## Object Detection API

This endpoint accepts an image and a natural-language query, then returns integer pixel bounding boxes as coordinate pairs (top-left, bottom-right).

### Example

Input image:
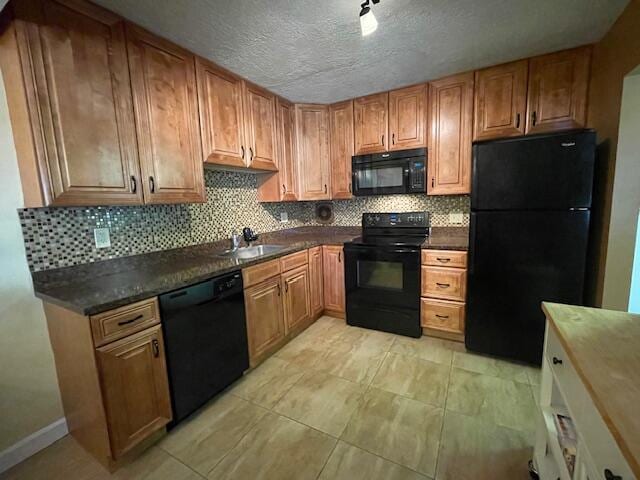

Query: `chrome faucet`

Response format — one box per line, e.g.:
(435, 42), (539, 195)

(230, 230), (241, 251)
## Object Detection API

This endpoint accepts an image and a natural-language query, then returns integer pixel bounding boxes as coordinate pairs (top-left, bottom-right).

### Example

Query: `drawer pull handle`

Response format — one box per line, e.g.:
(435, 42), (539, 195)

(436, 258), (451, 263)
(604, 469), (622, 480)
(117, 314), (144, 326)
(552, 356), (563, 365)
(435, 314), (449, 319)
(436, 283), (450, 288)
(152, 339), (160, 358)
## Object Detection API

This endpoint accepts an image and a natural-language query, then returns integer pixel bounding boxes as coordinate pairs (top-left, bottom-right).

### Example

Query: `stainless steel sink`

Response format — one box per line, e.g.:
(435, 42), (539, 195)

(216, 244), (285, 260)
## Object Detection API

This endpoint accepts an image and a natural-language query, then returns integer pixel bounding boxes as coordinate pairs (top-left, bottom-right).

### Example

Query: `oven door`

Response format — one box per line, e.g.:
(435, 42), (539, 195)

(352, 159), (410, 196)
(344, 244), (421, 337)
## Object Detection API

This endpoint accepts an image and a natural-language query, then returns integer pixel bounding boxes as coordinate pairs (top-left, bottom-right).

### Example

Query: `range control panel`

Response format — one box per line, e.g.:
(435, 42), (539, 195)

(362, 212), (430, 228)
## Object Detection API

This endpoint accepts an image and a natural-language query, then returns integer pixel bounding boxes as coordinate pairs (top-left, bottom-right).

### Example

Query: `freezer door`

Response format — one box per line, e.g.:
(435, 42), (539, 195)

(471, 130), (595, 210)
(465, 210), (590, 364)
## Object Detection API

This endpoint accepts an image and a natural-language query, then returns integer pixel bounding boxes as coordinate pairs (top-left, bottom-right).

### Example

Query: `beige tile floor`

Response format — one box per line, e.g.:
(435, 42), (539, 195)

(2, 316), (541, 480)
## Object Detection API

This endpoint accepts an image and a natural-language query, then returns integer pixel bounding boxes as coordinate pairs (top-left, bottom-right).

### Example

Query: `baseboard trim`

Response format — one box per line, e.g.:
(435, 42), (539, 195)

(0, 418), (68, 474)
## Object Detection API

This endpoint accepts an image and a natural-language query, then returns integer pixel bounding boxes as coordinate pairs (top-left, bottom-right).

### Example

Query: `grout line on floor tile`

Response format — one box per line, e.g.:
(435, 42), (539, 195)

(433, 345), (456, 479)
(159, 445), (209, 479)
(312, 437), (341, 480)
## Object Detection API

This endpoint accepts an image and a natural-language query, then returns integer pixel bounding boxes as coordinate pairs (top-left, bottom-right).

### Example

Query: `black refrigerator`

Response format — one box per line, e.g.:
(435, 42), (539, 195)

(466, 130), (595, 365)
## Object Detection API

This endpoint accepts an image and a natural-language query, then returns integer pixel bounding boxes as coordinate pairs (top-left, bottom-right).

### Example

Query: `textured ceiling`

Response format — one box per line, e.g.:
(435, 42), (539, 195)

(94, 0), (629, 103)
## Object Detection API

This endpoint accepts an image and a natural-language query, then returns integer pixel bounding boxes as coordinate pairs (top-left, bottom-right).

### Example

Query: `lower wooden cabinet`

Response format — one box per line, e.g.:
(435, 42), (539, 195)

(323, 245), (345, 317)
(96, 325), (172, 458)
(420, 249), (467, 342)
(43, 297), (171, 470)
(244, 275), (286, 366)
(282, 265), (311, 332)
(308, 246), (324, 316)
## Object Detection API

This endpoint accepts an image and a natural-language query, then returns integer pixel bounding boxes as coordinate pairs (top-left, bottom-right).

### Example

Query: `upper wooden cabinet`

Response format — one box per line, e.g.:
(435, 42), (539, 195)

(196, 58), (247, 168)
(329, 100), (354, 199)
(296, 104), (331, 200)
(428, 72), (474, 195)
(354, 92), (389, 154)
(474, 60), (528, 141)
(243, 82), (278, 171)
(126, 24), (205, 204)
(257, 98), (298, 202)
(1, 0), (142, 207)
(389, 84), (427, 150)
(526, 46), (591, 134)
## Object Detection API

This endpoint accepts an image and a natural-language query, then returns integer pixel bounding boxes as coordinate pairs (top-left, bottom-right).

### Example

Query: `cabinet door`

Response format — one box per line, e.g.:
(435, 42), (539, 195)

(11, 0), (141, 206)
(196, 58), (246, 168)
(127, 25), (205, 204)
(474, 60), (528, 140)
(389, 84), (427, 150)
(96, 325), (172, 458)
(308, 246), (324, 316)
(428, 72), (474, 195)
(329, 100), (354, 199)
(282, 265), (311, 333)
(354, 92), (388, 154)
(323, 246), (345, 316)
(244, 82), (278, 171)
(244, 276), (286, 366)
(296, 104), (331, 200)
(257, 98), (298, 202)
(526, 46), (591, 134)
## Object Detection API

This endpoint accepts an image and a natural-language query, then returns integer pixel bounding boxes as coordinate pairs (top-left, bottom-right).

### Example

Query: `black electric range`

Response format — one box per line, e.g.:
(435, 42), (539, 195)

(343, 212), (429, 338)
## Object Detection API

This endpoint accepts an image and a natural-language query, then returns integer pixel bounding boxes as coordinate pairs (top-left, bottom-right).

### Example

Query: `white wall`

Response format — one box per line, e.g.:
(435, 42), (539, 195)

(602, 68), (640, 311)
(0, 69), (63, 452)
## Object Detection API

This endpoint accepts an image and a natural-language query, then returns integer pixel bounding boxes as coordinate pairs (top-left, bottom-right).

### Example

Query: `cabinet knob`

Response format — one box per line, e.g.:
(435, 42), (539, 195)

(149, 176), (155, 194)
(516, 113), (521, 129)
(130, 175), (137, 194)
(381, 134), (385, 145)
(152, 339), (160, 358)
(392, 133), (395, 145)
(324, 184), (328, 194)
(282, 184), (286, 194)
(552, 356), (563, 365)
(241, 145), (245, 160)
(249, 147), (254, 162)
(604, 469), (622, 480)
(532, 111), (537, 126)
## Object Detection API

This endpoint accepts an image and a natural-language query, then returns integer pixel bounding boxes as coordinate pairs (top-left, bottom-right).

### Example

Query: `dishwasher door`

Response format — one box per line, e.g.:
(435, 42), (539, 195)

(159, 271), (248, 426)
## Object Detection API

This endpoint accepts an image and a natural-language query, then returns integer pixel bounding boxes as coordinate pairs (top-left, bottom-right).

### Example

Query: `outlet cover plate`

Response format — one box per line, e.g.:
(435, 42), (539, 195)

(448, 212), (464, 225)
(94, 228), (111, 249)
(280, 211), (289, 223)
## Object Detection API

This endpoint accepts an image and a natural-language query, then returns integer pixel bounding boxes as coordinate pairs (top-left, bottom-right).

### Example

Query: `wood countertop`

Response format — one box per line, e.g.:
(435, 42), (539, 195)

(542, 302), (640, 477)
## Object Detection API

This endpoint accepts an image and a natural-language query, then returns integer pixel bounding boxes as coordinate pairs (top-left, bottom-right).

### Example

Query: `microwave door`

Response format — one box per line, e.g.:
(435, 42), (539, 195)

(353, 162), (408, 196)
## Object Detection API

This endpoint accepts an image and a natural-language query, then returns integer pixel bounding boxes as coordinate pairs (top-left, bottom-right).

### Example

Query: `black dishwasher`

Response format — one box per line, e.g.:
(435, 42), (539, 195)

(159, 271), (248, 427)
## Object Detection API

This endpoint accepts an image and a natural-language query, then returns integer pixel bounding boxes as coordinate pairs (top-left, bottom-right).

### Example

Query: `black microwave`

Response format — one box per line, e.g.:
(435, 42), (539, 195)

(351, 148), (427, 196)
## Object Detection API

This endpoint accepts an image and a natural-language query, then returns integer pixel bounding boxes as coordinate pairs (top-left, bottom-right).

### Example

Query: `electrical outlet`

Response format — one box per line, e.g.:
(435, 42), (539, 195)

(94, 228), (111, 249)
(448, 212), (464, 225)
(280, 211), (289, 223)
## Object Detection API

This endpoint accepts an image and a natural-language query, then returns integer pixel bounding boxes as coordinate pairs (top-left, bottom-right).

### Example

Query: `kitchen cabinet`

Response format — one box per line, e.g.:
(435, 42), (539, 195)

(97, 325), (172, 458)
(389, 84), (427, 150)
(0, 0), (142, 207)
(428, 72), (474, 195)
(296, 104), (331, 200)
(420, 250), (467, 341)
(474, 60), (528, 141)
(243, 82), (279, 171)
(42, 297), (171, 469)
(526, 46), (591, 134)
(308, 246), (324, 317)
(126, 24), (205, 204)
(323, 245), (345, 318)
(244, 275), (286, 367)
(329, 100), (354, 199)
(196, 58), (247, 168)
(257, 98), (298, 202)
(354, 92), (389, 154)
(282, 265), (311, 332)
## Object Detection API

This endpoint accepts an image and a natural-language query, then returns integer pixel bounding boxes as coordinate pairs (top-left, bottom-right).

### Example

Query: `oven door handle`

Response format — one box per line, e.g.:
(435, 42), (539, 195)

(344, 245), (421, 254)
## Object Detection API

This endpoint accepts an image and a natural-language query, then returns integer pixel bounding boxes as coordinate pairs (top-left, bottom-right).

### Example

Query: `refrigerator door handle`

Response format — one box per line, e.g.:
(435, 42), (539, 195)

(468, 214), (477, 275)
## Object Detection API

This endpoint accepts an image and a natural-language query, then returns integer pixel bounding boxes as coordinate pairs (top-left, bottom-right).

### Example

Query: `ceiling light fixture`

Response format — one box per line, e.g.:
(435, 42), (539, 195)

(360, 0), (380, 36)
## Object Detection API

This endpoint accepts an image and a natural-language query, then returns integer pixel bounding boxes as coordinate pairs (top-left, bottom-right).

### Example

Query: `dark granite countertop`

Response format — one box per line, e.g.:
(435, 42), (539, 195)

(32, 225), (469, 316)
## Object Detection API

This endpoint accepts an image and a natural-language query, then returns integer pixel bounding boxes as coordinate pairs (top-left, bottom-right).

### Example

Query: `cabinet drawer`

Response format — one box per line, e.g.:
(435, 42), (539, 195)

(242, 258), (281, 288)
(280, 250), (308, 272)
(90, 298), (160, 347)
(422, 249), (467, 268)
(421, 298), (465, 334)
(421, 266), (466, 301)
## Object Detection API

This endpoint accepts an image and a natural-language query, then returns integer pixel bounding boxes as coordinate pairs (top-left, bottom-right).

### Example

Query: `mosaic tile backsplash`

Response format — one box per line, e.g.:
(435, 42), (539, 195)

(19, 170), (469, 272)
